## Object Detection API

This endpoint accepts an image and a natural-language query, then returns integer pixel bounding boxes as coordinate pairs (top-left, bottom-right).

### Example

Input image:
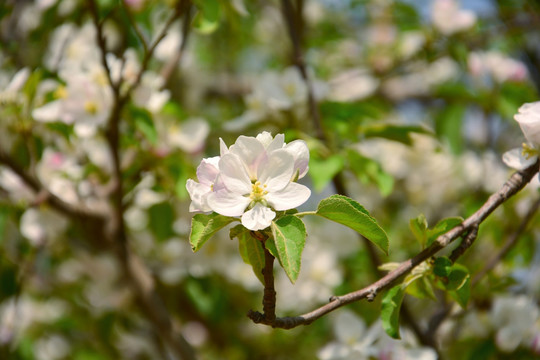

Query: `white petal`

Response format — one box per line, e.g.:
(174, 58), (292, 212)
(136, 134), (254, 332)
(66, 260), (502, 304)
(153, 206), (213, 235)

(219, 138), (229, 156)
(206, 190), (250, 217)
(284, 140), (310, 179)
(266, 182), (311, 211)
(241, 203), (275, 231)
(229, 136), (266, 179)
(258, 149), (295, 191)
(265, 133), (285, 152)
(218, 153), (252, 194)
(186, 179), (212, 212)
(32, 101), (63, 123)
(196, 157), (220, 185)
(502, 148), (537, 170)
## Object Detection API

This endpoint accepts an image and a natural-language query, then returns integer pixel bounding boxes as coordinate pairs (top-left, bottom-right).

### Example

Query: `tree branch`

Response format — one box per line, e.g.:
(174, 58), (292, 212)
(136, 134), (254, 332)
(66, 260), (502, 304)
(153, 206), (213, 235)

(248, 162), (539, 329)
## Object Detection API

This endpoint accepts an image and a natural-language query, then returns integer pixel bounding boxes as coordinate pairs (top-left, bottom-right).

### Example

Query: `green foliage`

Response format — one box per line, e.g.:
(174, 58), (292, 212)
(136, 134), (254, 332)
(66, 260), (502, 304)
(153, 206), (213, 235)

(309, 154), (345, 192)
(362, 123), (432, 146)
(148, 202), (175, 241)
(434, 257), (471, 308)
(271, 216), (307, 284)
(426, 217), (463, 247)
(193, 0), (221, 34)
(409, 214), (428, 248)
(189, 213), (236, 252)
(381, 284), (405, 339)
(435, 104), (466, 154)
(316, 195), (389, 254)
(231, 225), (265, 285)
(347, 149), (394, 196)
(131, 106), (158, 145)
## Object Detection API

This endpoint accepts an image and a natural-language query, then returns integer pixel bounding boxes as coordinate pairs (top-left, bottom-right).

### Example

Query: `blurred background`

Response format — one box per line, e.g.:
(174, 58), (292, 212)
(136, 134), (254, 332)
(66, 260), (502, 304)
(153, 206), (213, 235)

(1, 0), (540, 359)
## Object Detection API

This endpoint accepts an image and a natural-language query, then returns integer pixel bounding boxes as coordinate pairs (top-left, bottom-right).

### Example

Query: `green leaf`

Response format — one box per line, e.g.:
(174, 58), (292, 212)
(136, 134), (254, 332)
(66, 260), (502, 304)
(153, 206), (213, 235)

(435, 105), (465, 154)
(190, 213), (235, 252)
(433, 256), (452, 277)
(406, 276), (437, 300)
(271, 216), (307, 284)
(309, 154), (345, 192)
(450, 277), (470, 308)
(316, 195), (388, 254)
(148, 202), (175, 242)
(409, 214), (428, 248)
(446, 263), (470, 291)
(426, 217), (463, 247)
(347, 149), (394, 196)
(232, 225), (265, 285)
(264, 237), (279, 259)
(193, 0), (221, 34)
(362, 123), (432, 145)
(381, 285), (405, 339)
(132, 106), (157, 144)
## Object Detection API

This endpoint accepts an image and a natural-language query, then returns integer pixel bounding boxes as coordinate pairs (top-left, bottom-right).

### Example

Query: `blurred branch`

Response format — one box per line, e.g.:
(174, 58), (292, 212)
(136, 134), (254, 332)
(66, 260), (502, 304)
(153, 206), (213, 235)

(88, 1), (197, 359)
(0, 147), (106, 222)
(248, 161), (539, 329)
(160, 1), (193, 85)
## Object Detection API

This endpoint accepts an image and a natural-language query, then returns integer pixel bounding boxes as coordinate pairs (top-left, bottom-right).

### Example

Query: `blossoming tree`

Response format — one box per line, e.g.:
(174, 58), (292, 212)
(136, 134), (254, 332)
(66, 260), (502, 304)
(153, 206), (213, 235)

(1, 0), (540, 359)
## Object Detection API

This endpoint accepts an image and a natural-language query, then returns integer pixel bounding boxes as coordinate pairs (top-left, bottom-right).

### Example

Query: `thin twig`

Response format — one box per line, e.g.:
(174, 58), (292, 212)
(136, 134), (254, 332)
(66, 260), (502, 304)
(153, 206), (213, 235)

(473, 196), (540, 285)
(248, 161), (539, 329)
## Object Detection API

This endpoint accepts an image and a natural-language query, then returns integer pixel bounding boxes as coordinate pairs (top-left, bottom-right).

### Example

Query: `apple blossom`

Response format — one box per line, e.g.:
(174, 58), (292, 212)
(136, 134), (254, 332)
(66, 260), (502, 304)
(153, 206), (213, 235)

(187, 132), (311, 231)
(502, 101), (540, 170)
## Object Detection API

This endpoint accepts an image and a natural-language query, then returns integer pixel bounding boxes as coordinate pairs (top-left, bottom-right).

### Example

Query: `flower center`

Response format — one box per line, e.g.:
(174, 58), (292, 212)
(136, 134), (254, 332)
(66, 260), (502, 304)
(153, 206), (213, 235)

(249, 181), (268, 202)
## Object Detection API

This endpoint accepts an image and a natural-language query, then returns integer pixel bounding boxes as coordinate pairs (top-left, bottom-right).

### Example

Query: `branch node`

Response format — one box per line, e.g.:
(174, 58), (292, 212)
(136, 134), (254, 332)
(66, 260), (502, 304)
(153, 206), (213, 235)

(366, 288), (377, 302)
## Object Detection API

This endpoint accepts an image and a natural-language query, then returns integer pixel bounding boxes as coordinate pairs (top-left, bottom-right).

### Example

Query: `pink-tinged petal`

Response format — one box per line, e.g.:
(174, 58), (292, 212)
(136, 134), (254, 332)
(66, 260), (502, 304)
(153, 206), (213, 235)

(218, 153), (252, 194)
(186, 179), (212, 212)
(258, 149), (294, 191)
(515, 102), (540, 145)
(284, 140), (309, 179)
(266, 182), (311, 211)
(241, 203), (275, 230)
(206, 190), (250, 217)
(502, 148), (538, 170)
(266, 133), (285, 153)
(197, 156), (220, 185)
(229, 136), (266, 179)
(219, 138), (229, 156)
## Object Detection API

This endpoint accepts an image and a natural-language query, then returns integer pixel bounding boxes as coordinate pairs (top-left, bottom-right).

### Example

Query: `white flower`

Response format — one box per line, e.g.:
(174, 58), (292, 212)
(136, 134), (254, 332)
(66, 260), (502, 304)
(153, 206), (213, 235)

(502, 102), (540, 170)
(491, 295), (540, 352)
(431, 0), (476, 35)
(189, 132), (311, 231)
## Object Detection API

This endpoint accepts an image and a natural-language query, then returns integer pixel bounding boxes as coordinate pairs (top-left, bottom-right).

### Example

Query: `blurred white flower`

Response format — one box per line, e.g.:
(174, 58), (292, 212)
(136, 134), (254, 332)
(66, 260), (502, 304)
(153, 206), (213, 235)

(165, 118), (210, 154)
(0, 168), (34, 203)
(327, 69), (379, 102)
(35, 335), (71, 360)
(20, 207), (68, 247)
(469, 51), (528, 84)
(317, 310), (379, 360)
(491, 295), (540, 352)
(0, 67), (30, 104)
(36, 148), (81, 205)
(431, 0), (476, 35)
(225, 67), (326, 131)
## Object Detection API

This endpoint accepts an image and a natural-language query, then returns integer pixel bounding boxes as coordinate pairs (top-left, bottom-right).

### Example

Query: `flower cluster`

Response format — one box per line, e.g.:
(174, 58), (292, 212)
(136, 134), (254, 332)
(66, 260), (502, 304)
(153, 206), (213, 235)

(502, 101), (540, 170)
(186, 132), (311, 231)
